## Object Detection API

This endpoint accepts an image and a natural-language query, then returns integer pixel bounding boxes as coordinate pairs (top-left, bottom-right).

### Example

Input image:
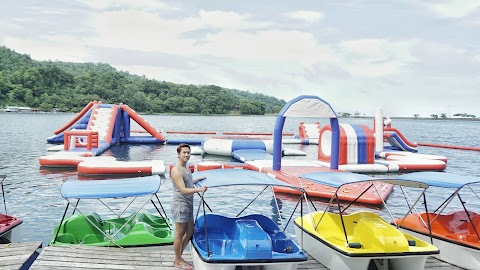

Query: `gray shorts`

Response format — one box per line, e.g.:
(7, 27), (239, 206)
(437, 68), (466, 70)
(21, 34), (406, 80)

(171, 206), (193, 224)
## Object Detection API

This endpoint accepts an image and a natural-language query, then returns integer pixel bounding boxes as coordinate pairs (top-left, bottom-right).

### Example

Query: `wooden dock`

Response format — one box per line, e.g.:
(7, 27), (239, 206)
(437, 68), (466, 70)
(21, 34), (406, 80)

(28, 245), (463, 270)
(0, 241), (42, 270)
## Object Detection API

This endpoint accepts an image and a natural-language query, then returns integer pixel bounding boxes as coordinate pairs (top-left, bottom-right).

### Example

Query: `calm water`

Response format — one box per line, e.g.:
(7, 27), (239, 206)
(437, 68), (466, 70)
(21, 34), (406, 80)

(0, 112), (479, 245)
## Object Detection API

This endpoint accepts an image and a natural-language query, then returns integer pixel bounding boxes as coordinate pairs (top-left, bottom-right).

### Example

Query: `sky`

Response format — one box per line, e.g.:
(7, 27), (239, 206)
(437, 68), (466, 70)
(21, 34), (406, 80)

(1, 0), (479, 117)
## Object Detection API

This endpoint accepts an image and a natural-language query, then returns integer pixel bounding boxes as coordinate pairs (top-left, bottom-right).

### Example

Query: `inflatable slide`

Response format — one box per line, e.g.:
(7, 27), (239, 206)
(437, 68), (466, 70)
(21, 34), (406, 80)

(40, 102), (166, 169)
(384, 127), (418, 152)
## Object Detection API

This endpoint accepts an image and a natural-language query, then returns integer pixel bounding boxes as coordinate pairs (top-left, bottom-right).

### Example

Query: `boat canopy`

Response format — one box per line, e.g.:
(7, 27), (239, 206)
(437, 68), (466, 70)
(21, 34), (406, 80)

(60, 175), (161, 199)
(300, 172), (429, 189)
(396, 171), (480, 188)
(194, 169), (302, 191)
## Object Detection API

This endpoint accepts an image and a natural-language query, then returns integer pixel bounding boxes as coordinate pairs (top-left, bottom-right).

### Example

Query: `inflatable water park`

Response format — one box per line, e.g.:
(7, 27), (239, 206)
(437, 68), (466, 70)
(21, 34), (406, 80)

(40, 95), (455, 204)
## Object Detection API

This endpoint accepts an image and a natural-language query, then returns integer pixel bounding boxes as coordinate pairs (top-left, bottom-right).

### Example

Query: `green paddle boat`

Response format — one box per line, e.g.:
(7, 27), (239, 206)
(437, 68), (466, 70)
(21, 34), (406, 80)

(50, 176), (174, 247)
(50, 211), (173, 246)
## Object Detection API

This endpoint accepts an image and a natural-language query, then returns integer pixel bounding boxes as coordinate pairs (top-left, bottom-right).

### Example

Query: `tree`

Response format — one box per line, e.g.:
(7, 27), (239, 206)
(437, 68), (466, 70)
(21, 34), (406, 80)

(413, 114), (420, 119)
(239, 99), (266, 115)
(182, 97), (199, 113)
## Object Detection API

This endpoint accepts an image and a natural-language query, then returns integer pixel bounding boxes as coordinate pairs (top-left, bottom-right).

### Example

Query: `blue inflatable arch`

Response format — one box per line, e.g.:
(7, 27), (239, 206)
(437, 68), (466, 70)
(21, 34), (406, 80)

(273, 95), (340, 170)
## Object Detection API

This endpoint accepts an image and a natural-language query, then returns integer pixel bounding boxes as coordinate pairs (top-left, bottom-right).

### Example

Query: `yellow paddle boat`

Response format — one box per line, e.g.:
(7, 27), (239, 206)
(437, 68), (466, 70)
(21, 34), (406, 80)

(294, 172), (439, 270)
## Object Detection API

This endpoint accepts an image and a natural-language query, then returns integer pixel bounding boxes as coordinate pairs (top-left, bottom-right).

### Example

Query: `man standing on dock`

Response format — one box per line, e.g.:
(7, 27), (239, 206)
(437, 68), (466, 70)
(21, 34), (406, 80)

(170, 143), (207, 269)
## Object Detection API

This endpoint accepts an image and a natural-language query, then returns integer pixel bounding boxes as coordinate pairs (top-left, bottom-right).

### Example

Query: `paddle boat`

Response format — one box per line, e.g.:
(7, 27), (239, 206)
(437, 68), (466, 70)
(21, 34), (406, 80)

(0, 174), (23, 243)
(393, 172), (480, 270)
(191, 169), (308, 270)
(50, 175), (174, 247)
(294, 172), (439, 270)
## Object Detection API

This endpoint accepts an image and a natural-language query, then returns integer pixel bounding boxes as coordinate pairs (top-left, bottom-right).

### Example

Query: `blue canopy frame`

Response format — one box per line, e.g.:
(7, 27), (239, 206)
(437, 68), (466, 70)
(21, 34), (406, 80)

(193, 169), (303, 191)
(395, 171), (480, 189)
(296, 171), (434, 245)
(52, 175), (170, 246)
(395, 172), (480, 240)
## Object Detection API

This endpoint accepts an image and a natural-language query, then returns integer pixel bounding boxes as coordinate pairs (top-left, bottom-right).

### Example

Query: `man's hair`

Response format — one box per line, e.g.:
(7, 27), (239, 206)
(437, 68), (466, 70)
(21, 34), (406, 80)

(177, 143), (191, 154)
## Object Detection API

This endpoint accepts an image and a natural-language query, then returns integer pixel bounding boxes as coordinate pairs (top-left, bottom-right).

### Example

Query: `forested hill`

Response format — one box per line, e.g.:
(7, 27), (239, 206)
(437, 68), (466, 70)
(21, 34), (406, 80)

(0, 46), (286, 114)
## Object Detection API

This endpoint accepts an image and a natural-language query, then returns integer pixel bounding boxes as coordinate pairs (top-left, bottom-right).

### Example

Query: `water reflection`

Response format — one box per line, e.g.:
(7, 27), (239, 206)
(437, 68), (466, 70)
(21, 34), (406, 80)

(270, 197), (283, 226)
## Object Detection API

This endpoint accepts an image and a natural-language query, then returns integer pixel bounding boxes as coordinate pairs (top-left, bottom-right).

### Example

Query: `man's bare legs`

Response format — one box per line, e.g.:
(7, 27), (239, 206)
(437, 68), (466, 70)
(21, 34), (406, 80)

(174, 219), (194, 267)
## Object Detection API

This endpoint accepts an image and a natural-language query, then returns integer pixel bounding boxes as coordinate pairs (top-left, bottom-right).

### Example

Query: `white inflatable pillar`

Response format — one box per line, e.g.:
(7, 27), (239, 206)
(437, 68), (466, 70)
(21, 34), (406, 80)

(69, 135), (76, 150)
(375, 107), (384, 152)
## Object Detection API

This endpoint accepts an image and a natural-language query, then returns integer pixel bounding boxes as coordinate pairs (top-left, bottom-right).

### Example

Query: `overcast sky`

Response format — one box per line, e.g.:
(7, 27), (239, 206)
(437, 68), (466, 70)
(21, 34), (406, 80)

(1, 0), (479, 117)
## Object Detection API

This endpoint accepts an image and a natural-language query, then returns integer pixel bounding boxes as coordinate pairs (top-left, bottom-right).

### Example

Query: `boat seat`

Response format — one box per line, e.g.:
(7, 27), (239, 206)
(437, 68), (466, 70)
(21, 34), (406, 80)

(233, 219), (272, 259)
(426, 212), (480, 235)
(354, 217), (409, 252)
(82, 233), (106, 244)
(469, 215), (480, 235)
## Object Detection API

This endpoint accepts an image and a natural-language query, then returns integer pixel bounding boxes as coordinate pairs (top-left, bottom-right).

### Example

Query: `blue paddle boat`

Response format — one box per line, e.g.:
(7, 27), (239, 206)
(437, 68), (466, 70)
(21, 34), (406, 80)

(191, 169), (307, 270)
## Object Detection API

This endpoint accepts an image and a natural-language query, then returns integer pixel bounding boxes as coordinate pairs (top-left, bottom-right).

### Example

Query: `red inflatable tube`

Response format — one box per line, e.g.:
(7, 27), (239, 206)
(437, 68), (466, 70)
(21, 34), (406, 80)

(418, 143), (480, 151)
(122, 105), (165, 141)
(384, 127), (417, 148)
(54, 101), (96, 135)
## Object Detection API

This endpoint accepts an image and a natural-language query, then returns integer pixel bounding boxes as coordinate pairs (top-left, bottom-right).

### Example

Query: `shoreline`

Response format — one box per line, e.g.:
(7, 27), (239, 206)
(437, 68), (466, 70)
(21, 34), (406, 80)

(0, 111), (478, 121)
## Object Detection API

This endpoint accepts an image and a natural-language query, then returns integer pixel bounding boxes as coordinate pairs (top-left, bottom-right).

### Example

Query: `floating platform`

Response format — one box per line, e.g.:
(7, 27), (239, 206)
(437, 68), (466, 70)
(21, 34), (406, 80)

(260, 165), (394, 205)
(39, 153), (116, 168)
(77, 160), (166, 176)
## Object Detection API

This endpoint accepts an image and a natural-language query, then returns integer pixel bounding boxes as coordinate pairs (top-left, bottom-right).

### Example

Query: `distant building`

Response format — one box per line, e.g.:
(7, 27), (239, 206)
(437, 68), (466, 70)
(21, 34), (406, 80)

(5, 106), (32, 112)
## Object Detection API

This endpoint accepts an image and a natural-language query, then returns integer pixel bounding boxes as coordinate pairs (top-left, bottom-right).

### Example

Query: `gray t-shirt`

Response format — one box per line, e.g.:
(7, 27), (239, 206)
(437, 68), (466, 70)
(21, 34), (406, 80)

(171, 166), (194, 213)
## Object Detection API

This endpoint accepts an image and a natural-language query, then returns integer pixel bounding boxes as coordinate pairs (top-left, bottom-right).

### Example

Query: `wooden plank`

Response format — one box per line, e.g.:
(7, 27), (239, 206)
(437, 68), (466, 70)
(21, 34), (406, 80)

(298, 255), (328, 269)
(30, 246), (180, 270)
(31, 245), (463, 270)
(0, 242), (42, 269)
(425, 257), (463, 269)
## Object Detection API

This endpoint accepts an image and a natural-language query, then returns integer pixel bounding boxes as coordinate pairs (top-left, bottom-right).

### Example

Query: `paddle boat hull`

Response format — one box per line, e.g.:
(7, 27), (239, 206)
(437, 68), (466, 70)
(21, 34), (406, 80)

(192, 213), (307, 270)
(191, 251), (299, 270)
(50, 211), (174, 247)
(294, 211), (439, 270)
(0, 213), (23, 243)
(397, 211), (480, 270)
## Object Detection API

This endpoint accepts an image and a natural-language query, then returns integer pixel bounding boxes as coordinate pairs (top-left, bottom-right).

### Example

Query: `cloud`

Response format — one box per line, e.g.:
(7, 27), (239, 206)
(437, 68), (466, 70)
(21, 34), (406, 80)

(1, 0), (479, 116)
(198, 10), (252, 29)
(85, 8), (335, 65)
(418, 0), (480, 18)
(337, 39), (415, 77)
(409, 40), (480, 76)
(4, 35), (92, 62)
(285, 10), (324, 24)
(79, 0), (175, 11)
